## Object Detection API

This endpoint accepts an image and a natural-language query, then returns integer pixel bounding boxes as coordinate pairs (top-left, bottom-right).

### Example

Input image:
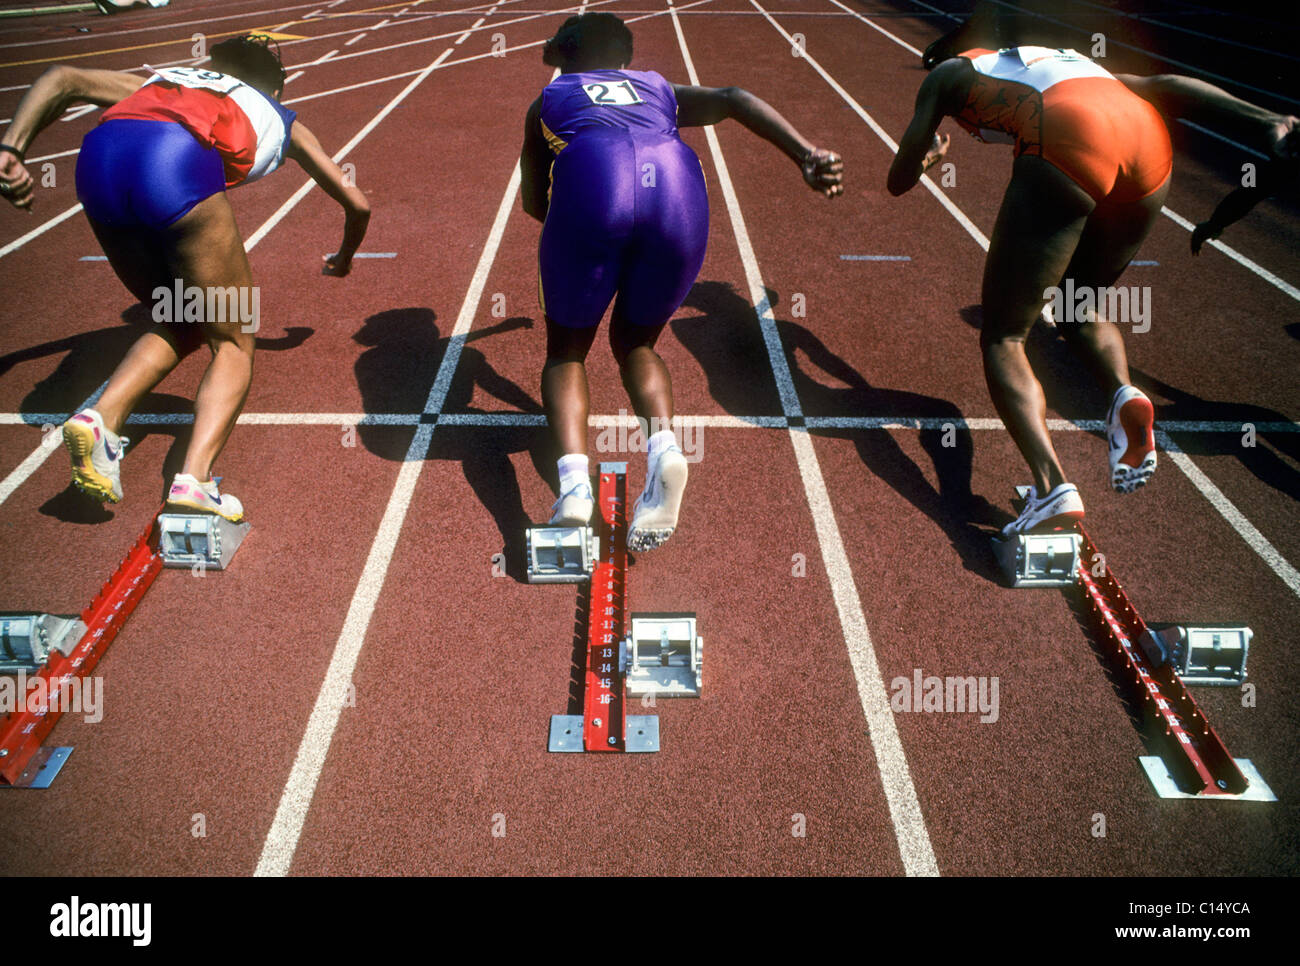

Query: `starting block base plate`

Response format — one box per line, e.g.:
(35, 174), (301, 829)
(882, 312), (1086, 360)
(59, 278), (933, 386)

(0, 746), (72, 789)
(992, 531), (1080, 588)
(547, 714), (659, 753)
(1138, 756), (1276, 801)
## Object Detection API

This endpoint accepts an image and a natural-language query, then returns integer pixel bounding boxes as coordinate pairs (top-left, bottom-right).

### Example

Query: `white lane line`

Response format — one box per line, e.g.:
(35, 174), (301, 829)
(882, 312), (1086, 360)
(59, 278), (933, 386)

(283, 70), (305, 85)
(1157, 431), (1300, 599)
(245, 47), (456, 251)
(1130, 260), (1159, 266)
(347, 251), (397, 258)
(345, 32), (367, 45)
(24, 148), (80, 163)
(253, 7), (560, 871)
(0, 202), (83, 260)
(2, 413), (1295, 432)
(455, 16), (485, 43)
(313, 48), (341, 64)
(670, 0), (939, 879)
(1159, 206), (1300, 303)
(0, 380), (105, 506)
(1176, 119), (1270, 161)
(78, 255), (108, 261)
(840, 254), (911, 261)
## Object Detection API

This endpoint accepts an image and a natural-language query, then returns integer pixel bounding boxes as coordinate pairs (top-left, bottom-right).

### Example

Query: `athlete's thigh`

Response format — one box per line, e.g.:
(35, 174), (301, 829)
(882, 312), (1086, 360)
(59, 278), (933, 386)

(615, 139), (709, 328)
(539, 135), (634, 328)
(86, 217), (173, 306)
(1065, 176), (1170, 289)
(982, 154), (1095, 342)
(162, 191), (256, 342)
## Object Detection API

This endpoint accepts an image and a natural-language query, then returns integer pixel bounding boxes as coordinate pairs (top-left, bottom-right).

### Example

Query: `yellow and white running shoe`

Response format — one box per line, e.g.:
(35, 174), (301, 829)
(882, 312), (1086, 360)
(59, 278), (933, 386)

(62, 408), (127, 503)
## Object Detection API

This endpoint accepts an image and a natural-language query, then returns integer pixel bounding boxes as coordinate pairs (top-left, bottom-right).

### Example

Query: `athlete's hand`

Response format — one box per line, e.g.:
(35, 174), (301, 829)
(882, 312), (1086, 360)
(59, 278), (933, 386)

(322, 253), (353, 276)
(801, 147), (843, 198)
(921, 132), (950, 177)
(0, 153), (34, 211)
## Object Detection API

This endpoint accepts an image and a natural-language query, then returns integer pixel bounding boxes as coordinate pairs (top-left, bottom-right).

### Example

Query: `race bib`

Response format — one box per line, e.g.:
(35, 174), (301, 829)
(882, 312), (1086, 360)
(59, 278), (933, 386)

(145, 65), (243, 95)
(582, 80), (643, 106)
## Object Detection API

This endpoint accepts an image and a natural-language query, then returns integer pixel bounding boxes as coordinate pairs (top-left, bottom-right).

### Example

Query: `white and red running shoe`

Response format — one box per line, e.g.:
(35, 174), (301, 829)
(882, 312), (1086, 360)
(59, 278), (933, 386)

(62, 408), (127, 502)
(628, 445), (688, 552)
(1107, 385), (1157, 493)
(167, 473), (244, 522)
(1001, 482), (1085, 537)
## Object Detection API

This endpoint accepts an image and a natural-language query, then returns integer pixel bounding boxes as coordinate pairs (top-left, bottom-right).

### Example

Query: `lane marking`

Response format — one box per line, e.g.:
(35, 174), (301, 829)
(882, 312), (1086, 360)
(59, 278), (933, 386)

(283, 70), (305, 84)
(3, 413), (1294, 433)
(1130, 260), (1159, 266)
(840, 254), (911, 261)
(78, 255), (108, 261)
(253, 1), (570, 872)
(1159, 207), (1300, 303)
(0, 203), (83, 261)
(1176, 118), (1270, 161)
(345, 32), (368, 45)
(1157, 431), (1300, 599)
(0, 380), (105, 506)
(670, 0), (939, 878)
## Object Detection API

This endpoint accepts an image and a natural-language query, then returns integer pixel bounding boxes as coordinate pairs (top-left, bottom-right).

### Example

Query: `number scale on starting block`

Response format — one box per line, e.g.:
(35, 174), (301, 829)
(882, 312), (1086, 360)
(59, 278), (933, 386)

(549, 463), (658, 753)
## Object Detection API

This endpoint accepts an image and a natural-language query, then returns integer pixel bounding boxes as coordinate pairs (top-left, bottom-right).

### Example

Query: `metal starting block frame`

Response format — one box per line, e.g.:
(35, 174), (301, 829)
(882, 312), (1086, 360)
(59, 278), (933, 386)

(1074, 524), (1273, 801)
(0, 614), (87, 675)
(992, 485), (1081, 587)
(1, 513), (163, 788)
(525, 525), (598, 584)
(548, 463), (703, 754)
(623, 613), (703, 698)
(157, 513), (250, 570)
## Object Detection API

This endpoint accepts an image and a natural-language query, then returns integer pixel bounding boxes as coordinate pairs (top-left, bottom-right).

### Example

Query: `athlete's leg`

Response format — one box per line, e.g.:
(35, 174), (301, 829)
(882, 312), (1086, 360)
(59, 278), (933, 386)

(981, 154), (1095, 496)
(609, 313), (672, 433)
(161, 191), (256, 482)
(87, 219), (200, 435)
(1056, 177), (1170, 393)
(541, 321), (600, 457)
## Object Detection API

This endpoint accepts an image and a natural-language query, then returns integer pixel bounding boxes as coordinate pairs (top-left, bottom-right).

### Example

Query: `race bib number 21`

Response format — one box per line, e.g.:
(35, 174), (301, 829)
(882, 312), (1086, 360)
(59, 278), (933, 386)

(582, 80), (643, 106)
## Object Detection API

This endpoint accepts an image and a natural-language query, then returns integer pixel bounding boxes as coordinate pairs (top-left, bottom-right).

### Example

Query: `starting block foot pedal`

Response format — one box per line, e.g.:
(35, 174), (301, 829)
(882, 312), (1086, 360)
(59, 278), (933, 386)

(0, 747), (73, 789)
(623, 613), (703, 698)
(526, 525), (598, 583)
(157, 513), (250, 570)
(992, 531), (1080, 587)
(1139, 756), (1275, 800)
(0, 613), (87, 674)
(1139, 624), (1251, 685)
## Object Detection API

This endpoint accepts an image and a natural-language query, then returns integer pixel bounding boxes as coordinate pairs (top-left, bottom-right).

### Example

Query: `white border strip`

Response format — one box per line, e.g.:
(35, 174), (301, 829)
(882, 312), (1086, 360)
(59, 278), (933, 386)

(670, 0), (939, 878)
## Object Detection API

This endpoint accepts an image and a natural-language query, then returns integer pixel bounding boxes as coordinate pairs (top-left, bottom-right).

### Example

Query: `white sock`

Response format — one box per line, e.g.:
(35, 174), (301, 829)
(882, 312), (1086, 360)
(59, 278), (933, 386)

(557, 453), (590, 495)
(647, 429), (678, 460)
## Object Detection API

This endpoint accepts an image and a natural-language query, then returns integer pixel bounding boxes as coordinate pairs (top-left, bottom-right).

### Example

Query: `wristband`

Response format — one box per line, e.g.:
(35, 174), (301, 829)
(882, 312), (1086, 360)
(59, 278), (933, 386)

(0, 144), (24, 163)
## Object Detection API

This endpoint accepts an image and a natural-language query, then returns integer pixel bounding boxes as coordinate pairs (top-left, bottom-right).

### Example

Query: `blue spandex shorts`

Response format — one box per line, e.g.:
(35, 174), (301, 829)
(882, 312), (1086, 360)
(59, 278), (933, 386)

(76, 118), (226, 230)
(539, 130), (709, 328)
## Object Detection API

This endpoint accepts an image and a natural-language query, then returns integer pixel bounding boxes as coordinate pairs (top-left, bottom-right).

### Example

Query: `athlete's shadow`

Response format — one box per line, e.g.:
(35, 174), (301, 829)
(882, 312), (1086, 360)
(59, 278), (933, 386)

(974, 307), (1300, 502)
(2, 303), (315, 523)
(674, 281), (1006, 579)
(352, 307), (553, 581)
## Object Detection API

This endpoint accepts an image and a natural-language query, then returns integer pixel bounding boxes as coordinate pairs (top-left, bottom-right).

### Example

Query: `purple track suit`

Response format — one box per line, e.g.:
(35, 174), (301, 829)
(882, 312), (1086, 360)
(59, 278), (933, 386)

(536, 69), (709, 328)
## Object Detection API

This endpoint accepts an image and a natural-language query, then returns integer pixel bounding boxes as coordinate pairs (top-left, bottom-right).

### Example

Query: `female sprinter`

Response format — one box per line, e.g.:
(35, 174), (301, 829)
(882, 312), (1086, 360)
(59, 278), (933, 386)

(520, 12), (842, 551)
(888, 42), (1171, 536)
(0, 35), (369, 521)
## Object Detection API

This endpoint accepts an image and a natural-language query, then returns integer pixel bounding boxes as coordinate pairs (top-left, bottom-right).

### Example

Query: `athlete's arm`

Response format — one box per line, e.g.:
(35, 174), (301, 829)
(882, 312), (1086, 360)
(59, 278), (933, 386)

(1116, 73), (1298, 161)
(520, 96), (552, 222)
(0, 66), (144, 210)
(672, 84), (843, 198)
(887, 59), (963, 196)
(286, 122), (370, 276)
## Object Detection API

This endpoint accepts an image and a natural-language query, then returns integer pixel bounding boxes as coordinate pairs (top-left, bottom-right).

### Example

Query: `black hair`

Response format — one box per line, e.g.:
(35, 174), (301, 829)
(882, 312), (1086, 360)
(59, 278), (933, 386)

(542, 13), (633, 70)
(921, 1), (1070, 69)
(210, 34), (287, 97)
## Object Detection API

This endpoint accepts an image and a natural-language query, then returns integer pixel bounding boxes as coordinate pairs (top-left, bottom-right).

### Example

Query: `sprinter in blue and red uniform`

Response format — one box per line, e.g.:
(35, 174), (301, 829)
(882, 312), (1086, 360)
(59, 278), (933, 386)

(520, 13), (842, 551)
(0, 36), (370, 521)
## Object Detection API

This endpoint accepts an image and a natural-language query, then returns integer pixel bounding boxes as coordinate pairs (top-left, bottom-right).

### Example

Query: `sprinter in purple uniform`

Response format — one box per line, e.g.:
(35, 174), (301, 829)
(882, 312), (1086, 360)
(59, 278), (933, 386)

(520, 12), (842, 551)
